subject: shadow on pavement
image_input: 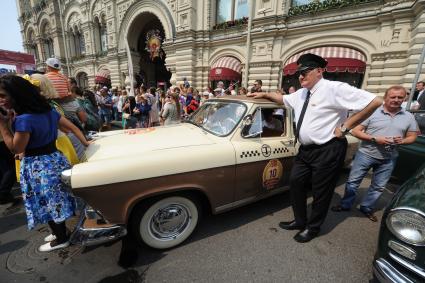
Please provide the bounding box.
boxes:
[101,172,352,271]
[98,269,145,283]
[0,240,28,255]
[0,207,27,235]
[321,186,395,236]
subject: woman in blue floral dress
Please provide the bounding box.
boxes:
[0,75,90,252]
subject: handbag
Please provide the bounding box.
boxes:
[122,112,131,119]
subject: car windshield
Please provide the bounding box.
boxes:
[187,100,246,136]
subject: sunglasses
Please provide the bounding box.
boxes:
[296,68,316,77]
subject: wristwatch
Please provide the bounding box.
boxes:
[340,125,350,136]
[371,137,377,143]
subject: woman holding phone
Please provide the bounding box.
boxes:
[0,75,90,252]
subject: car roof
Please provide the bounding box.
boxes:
[211,95,276,104]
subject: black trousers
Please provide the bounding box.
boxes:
[48,221,68,243]
[290,138,347,230]
[0,141,16,197]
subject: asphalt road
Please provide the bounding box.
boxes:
[0,173,396,283]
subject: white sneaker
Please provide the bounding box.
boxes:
[38,241,70,252]
[44,234,57,242]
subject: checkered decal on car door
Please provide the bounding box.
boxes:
[240,150,261,159]
[272,147,290,155]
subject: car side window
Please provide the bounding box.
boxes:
[242,107,286,138]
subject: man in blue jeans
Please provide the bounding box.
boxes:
[331,86,418,221]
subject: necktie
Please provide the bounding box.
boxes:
[295,90,311,144]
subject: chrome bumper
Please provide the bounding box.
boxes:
[373,258,414,283]
[69,205,127,247]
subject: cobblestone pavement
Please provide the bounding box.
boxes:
[0,174,397,283]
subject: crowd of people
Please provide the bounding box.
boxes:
[0,53,423,257]
[88,79,268,131]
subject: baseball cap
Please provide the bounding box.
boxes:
[45,58,61,69]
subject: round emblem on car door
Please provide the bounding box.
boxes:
[262,159,283,190]
[261,144,272,157]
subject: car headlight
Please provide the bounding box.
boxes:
[61,169,72,186]
[386,207,425,246]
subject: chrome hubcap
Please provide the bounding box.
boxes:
[149,204,191,240]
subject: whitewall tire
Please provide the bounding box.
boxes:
[134,196,199,249]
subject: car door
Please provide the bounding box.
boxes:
[231,106,297,202]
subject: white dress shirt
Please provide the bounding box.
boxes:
[283,79,376,145]
[417,90,424,101]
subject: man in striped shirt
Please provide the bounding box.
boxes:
[45,58,72,101]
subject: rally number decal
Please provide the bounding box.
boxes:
[262,159,283,190]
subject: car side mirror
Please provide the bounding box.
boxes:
[243,114,253,126]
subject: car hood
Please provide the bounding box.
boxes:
[85,123,215,161]
[391,163,425,211]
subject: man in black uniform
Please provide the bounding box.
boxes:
[249,54,382,242]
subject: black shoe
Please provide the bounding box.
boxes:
[0,194,15,205]
[279,220,305,231]
[331,205,350,212]
[293,228,320,243]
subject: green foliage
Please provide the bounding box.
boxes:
[212,17,249,31]
[288,0,379,16]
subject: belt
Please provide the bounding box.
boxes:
[300,137,345,150]
[26,141,57,157]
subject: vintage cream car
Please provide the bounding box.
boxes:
[63,96,358,249]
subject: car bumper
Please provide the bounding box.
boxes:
[373,257,415,283]
[69,205,127,247]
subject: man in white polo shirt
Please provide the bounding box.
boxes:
[249,53,382,243]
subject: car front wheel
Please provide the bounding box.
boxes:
[132,196,200,249]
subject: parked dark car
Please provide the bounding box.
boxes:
[391,110,425,183]
[373,163,425,283]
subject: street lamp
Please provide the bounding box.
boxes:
[406,41,425,110]
[244,0,256,89]
[58,0,71,76]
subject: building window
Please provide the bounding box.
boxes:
[79,32,86,54]
[94,15,108,53]
[292,0,312,6]
[41,23,54,60]
[69,26,85,58]
[101,26,108,52]
[27,30,39,61]
[43,38,54,58]
[216,0,248,24]
[76,72,89,89]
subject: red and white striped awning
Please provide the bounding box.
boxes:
[283,46,366,75]
[95,69,111,84]
[209,56,242,81]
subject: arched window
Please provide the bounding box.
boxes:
[27,29,39,61]
[41,23,54,59]
[68,26,85,58]
[68,27,76,57]
[78,31,86,55]
[76,72,89,89]
[93,16,107,53]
